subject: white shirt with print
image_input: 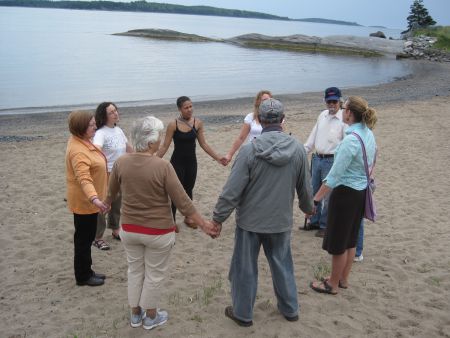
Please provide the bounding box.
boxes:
[93,126,128,172]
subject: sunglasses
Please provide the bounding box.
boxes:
[326,100,339,104]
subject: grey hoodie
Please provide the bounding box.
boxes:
[213,130,313,233]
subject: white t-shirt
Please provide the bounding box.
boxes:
[244,113,263,143]
[93,126,128,172]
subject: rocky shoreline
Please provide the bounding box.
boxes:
[114,29,403,57]
[396,35,450,62]
[115,28,449,62]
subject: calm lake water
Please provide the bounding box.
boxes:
[0,7,409,114]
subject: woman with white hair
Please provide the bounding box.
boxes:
[106,116,215,330]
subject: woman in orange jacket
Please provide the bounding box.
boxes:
[65,111,109,286]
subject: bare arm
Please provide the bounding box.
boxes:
[196,120,222,162]
[314,183,332,202]
[126,142,133,153]
[226,123,250,162]
[157,121,176,158]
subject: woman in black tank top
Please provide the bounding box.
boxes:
[157,96,226,228]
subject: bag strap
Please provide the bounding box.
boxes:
[351,132,372,186]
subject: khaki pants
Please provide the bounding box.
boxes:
[120,229,175,309]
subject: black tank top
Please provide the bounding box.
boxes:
[172,119,197,159]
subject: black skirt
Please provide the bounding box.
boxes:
[322,185,365,255]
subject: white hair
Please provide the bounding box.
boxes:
[130,116,164,152]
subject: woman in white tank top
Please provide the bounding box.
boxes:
[224,90,272,164]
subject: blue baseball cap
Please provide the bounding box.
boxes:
[324,87,342,101]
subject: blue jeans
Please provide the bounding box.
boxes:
[356,219,364,257]
[310,154,334,229]
[229,226,298,322]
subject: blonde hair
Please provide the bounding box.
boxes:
[130,116,164,152]
[253,90,272,122]
[345,96,378,130]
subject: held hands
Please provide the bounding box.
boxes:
[197,219,222,238]
[223,154,233,166]
[93,198,110,214]
[209,220,222,239]
[305,199,320,218]
[218,156,229,166]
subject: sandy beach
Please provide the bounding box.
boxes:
[1,59,450,338]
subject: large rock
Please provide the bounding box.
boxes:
[369,31,386,39]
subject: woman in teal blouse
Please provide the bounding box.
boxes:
[310,96,377,295]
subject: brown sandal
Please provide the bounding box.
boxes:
[321,277,348,289]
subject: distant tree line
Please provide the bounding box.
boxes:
[293,18,361,26]
[0,0,289,20]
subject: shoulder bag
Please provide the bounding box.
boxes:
[352,132,377,222]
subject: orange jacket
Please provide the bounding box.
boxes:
[65,136,107,214]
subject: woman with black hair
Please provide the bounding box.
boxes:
[157,96,226,228]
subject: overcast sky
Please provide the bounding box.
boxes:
[152,0,449,29]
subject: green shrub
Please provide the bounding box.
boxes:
[414,26,450,51]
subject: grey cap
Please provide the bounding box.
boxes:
[258,98,284,123]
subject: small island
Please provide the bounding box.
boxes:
[113,29,222,43]
[113,29,406,57]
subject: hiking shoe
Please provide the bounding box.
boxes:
[76,276,104,287]
[142,310,168,330]
[130,309,144,328]
[224,306,253,327]
[354,255,364,262]
[284,314,299,322]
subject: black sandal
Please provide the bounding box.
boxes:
[310,280,338,295]
[93,239,110,251]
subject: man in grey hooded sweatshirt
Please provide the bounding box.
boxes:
[212,98,314,327]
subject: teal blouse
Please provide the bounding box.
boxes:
[324,123,376,190]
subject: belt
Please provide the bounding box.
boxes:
[315,153,334,158]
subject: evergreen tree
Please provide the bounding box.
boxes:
[407,0,436,30]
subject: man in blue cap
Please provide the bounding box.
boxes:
[303,87,347,237]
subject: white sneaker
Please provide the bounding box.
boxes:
[142,309,168,330]
[130,309,144,328]
[354,255,364,262]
